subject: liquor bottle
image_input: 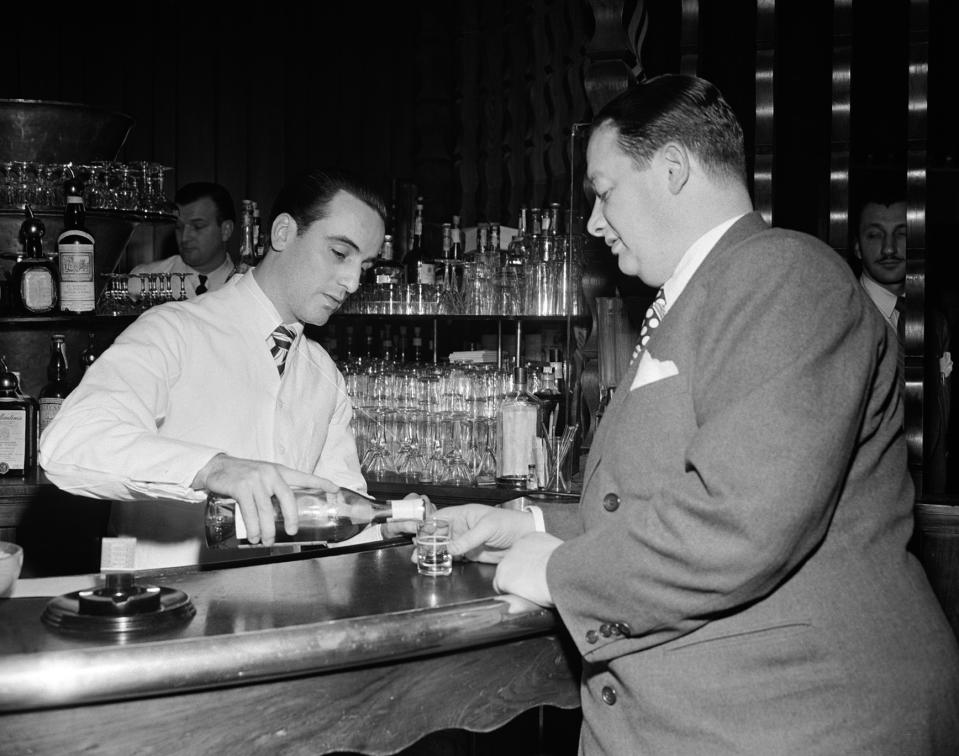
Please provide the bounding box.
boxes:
[369,234,405,285]
[489,223,501,266]
[381,327,395,362]
[397,325,409,362]
[440,222,452,261]
[39,333,71,436]
[205,487,426,548]
[411,326,424,363]
[406,197,434,285]
[534,364,564,437]
[450,215,463,261]
[251,202,261,258]
[10,205,57,315]
[0,356,38,477]
[239,200,257,267]
[57,179,96,314]
[473,223,489,263]
[495,367,545,488]
[80,332,98,375]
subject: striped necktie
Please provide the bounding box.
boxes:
[270,324,296,377]
[631,287,667,362]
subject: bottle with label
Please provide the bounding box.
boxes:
[369,234,405,285]
[10,205,57,315]
[57,179,96,314]
[205,487,426,548]
[39,334,71,436]
[406,197,434,286]
[0,356,38,477]
[495,367,545,488]
[80,331,98,375]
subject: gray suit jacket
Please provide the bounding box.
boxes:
[547,213,959,755]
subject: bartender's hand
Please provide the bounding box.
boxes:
[381,493,435,538]
[192,453,338,545]
[492,532,561,607]
[438,504,538,564]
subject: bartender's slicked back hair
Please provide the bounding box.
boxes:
[593,74,747,185]
[269,168,387,235]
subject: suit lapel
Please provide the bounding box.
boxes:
[582,213,769,493]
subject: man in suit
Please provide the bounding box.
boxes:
[852,192,952,493]
[435,75,959,754]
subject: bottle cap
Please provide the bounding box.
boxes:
[513,366,527,386]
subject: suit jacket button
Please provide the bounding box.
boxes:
[616,622,632,637]
[600,623,612,637]
[586,629,598,644]
[601,686,617,705]
[603,493,620,512]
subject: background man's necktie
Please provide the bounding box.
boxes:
[894,296,906,382]
[271,325,296,376]
[631,287,667,362]
[195,275,208,295]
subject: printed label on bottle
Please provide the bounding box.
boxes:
[20,267,56,312]
[39,397,63,435]
[58,243,96,312]
[0,409,27,470]
[388,497,425,521]
[417,262,435,285]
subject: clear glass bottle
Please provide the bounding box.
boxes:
[495,367,545,488]
[39,333,71,437]
[238,200,257,267]
[57,178,96,314]
[205,487,425,548]
[0,356,38,477]
[10,205,58,315]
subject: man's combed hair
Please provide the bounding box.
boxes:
[174,182,236,224]
[269,168,388,235]
[593,74,748,185]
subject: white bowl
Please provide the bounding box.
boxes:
[0,542,24,598]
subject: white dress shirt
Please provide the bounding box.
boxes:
[859,274,900,330]
[662,213,747,316]
[39,272,372,568]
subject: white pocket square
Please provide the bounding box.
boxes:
[630,352,679,390]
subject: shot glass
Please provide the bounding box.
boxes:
[416,517,453,576]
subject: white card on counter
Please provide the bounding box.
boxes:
[100,537,137,572]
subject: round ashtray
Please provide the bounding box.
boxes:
[42,572,195,636]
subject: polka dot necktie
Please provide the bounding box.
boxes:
[631,287,667,362]
[270,324,296,377]
[195,275,208,295]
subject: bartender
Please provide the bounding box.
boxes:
[39,168,415,569]
[130,181,240,298]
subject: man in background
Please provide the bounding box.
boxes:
[853,191,952,493]
[131,181,239,297]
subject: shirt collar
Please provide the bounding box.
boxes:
[662,213,747,315]
[859,274,899,324]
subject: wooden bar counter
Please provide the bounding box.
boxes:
[0,538,582,755]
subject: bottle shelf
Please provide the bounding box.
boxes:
[0,314,138,328]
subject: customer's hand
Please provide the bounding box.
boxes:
[437,503,538,564]
[193,453,338,545]
[492,532,562,607]
[381,493,435,538]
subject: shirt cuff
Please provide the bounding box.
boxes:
[525,504,546,533]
